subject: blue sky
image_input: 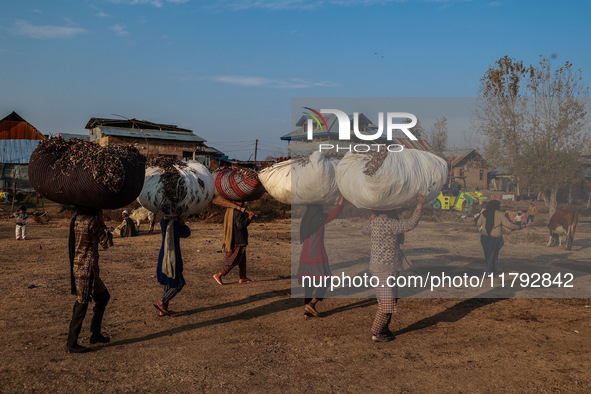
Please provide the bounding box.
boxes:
[1,0,589,159]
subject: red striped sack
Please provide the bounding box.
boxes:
[213,167,265,202]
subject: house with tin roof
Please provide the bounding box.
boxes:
[85,117,224,168]
[0,111,46,191]
[440,148,489,190]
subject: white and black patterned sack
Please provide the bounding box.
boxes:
[138,161,215,216]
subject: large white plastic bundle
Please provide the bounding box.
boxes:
[258,151,340,205]
[138,161,215,216]
[336,149,448,210]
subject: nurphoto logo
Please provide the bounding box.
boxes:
[303,107,418,153]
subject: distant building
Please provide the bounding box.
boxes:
[281,113,441,157]
[441,149,489,190]
[0,111,45,191]
[487,167,514,192]
[56,133,89,141]
[86,117,225,167]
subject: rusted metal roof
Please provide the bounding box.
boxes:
[85,117,193,133]
[0,111,45,140]
[92,126,206,143]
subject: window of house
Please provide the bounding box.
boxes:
[183,151,194,160]
[480,170,485,180]
[194,155,210,167]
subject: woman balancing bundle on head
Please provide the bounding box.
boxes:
[137,156,214,316]
[297,196,345,318]
[362,194,426,343]
[211,166,263,285]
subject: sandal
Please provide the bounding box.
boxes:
[154,302,170,316]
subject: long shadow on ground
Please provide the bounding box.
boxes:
[393,297,506,337]
[106,290,298,348]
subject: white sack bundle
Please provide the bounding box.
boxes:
[336,149,448,210]
[258,151,340,205]
[138,160,215,216]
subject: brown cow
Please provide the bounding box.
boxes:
[547,209,578,250]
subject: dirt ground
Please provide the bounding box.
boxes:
[1,206,590,392]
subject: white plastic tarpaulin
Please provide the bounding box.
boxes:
[259,151,340,205]
[336,149,448,210]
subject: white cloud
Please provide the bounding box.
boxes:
[211,75,339,89]
[217,0,398,11]
[110,0,189,7]
[487,1,501,6]
[110,23,130,36]
[95,11,111,17]
[32,9,42,14]
[7,20,87,39]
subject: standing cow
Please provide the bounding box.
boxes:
[547,209,578,250]
[129,206,157,234]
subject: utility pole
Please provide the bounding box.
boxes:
[11,183,16,212]
[254,139,259,168]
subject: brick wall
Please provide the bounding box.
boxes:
[95,136,201,159]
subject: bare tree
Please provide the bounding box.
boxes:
[402,117,426,140]
[475,56,531,170]
[429,116,448,152]
[476,55,589,215]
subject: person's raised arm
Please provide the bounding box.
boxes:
[392,194,425,235]
[235,209,253,229]
[325,196,345,224]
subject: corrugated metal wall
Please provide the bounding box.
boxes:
[0,120,45,140]
[0,140,41,164]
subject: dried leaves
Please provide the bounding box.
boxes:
[38,137,144,193]
[360,150,388,176]
[234,167,260,183]
[147,156,187,213]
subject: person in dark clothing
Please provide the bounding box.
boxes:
[476,200,521,274]
[114,210,138,237]
[297,197,344,317]
[213,201,255,285]
[154,216,191,316]
[66,207,113,353]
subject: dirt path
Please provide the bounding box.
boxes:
[0,215,590,392]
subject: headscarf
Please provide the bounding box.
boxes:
[483,200,501,236]
[161,217,177,279]
[222,208,234,252]
[300,204,328,243]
